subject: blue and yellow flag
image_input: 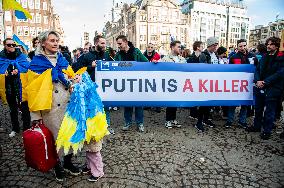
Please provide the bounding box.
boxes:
[12,34,29,51]
[2,0,32,20]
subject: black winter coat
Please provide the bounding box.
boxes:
[254,51,284,99]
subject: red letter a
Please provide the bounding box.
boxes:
[183,79,194,92]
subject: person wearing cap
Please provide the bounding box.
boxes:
[200,37,219,64]
[194,37,218,132]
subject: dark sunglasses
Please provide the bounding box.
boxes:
[6,44,16,47]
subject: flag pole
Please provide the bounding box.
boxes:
[0,0,6,40]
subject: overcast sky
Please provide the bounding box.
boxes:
[52,0,283,50]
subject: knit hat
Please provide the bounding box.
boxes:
[207,37,219,47]
[217,46,227,55]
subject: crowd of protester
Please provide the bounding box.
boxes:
[0,31,283,182]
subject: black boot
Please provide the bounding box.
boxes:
[54,161,65,182]
[63,154,81,175]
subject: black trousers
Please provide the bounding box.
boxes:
[166,107,177,121]
[197,106,210,123]
[6,92,31,132]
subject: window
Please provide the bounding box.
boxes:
[43,16,48,24]
[35,0,40,9]
[139,35,146,41]
[23,26,29,36]
[5,11,12,21]
[6,26,13,37]
[22,0,28,8]
[36,13,41,23]
[30,27,36,36]
[43,2,47,10]
[30,13,35,23]
[28,0,34,9]
[139,25,146,34]
[37,27,42,35]
[17,26,24,36]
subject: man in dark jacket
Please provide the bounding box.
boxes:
[187,41,206,64]
[76,35,115,134]
[193,38,219,132]
[28,37,39,60]
[115,35,148,132]
[224,39,256,129]
[247,37,284,140]
[0,38,31,137]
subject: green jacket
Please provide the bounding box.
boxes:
[114,48,148,62]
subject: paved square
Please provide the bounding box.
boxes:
[0,103,283,188]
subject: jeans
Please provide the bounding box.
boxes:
[254,92,279,134]
[166,107,177,121]
[104,107,110,126]
[227,106,247,124]
[124,107,143,125]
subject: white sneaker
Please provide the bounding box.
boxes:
[9,131,16,138]
[171,120,182,128]
[165,121,172,129]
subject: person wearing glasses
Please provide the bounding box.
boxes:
[247,37,284,140]
[0,38,31,137]
[224,39,257,130]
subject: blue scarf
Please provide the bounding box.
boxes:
[29,53,69,87]
[0,53,30,74]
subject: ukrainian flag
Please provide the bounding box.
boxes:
[2,0,32,20]
[13,34,29,51]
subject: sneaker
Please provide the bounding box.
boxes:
[165,121,172,129]
[122,124,131,131]
[189,115,198,120]
[138,124,144,132]
[171,120,182,128]
[238,122,248,129]
[246,126,261,132]
[224,122,232,129]
[260,133,271,140]
[203,120,215,128]
[82,165,91,175]
[54,165,65,182]
[0,127,5,133]
[195,122,205,132]
[63,163,81,176]
[9,131,16,138]
[88,175,102,182]
[108,127,115,135]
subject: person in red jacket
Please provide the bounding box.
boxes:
[143,43,160,62]
[143,43,161,112]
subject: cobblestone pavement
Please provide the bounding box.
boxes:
[0,103,284,188]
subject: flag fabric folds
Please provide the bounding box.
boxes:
[2,0,32,20]
[12,34,29,51]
